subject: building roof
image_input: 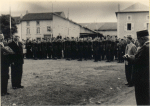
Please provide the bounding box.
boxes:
[98,22,117,31]
[21,12,64,21]
[116,2,149,13]
[80,23,105,30]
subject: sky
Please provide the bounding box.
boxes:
[0,0,149,23]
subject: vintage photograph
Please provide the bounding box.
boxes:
[0,0,149,105]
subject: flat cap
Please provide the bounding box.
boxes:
[137,30,149,38]
[127,35,132,39]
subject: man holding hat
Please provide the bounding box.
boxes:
[125,30,149,105]
[123,35,137,87]
[0,33,14,95]
[8,35,24,89]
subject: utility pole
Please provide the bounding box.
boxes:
[9,4,12,41]
[52,2,53,38]
[68,8,70,37]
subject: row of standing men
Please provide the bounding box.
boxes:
[24,35,132,62]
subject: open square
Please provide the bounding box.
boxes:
[2,59,135,105]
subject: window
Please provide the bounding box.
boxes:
[47,26,51,32]
[37,37,41,41]
[36,21,40,25]
[127,15,132,21]
[27,21,30,26]
[37,27,40,34]
[26,28,30,34]
[147,23,149,30]
[146,15,149,20]
[127,23,131,30]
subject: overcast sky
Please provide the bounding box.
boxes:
[0,0,149,23]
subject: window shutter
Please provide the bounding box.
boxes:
[124,23,127,31]
[131,23,134,31]
[144,23,147,29]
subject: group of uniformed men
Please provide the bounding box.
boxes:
[23,35,137,63]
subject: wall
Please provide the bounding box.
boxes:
[53,15,80,38]
[98,30,117,37]
[117,12,149,39]
[21,20,53,40]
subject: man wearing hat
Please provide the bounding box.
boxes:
[123,35,137,87]
[125,30,149,105]
[8,35,24,89]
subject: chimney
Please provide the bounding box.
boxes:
[26,10,28,14]
[20,14,22,19]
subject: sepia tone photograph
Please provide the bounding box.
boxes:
[0,0,149,105]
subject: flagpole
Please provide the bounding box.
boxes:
[68,8,69,37]
[9,5,12,41]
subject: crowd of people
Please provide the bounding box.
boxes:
[10,35,139,63]
[1,30,149,105]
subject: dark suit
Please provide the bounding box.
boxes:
[106,40,111,62]
[93,40,99,62]
[1,45,12,94]
[132,41,149,105]
[8,41,24,88]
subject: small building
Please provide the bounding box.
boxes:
[97,22,117,37]
[80,22,117,37]
[116,3,149,39]
[20,12,96,40]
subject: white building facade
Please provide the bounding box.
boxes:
[19,12,96,40]
[116,3,149,39]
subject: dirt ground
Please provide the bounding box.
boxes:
[1,59,136,105]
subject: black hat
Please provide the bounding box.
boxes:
[137,30,149,38]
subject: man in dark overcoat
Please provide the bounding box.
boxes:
[78,38,83,61]
[126,30,149,105]
[47,38,53,59]
[93,38,99,62]
[1,33,14,95]
[8,35,24,89]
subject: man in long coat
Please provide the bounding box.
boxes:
[126,30,149,105]
[8,35,24,89]
[1,33,14,95]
